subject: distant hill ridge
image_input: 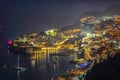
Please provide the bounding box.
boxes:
[103,4,120,16]
[80,4,120,18]
[72,4,120,28]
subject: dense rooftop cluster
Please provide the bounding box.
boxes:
[8,15,120,50]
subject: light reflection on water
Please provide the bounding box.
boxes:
[1,49,76,80]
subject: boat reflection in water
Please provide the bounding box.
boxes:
[14,54,26,71]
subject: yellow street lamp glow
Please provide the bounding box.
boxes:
[45,29,56,36]
[86,33,92,37]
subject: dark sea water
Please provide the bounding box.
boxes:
[0,48,76,80]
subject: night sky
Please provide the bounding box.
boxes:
[0,0,120,40]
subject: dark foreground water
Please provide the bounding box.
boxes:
[0,49,76,80]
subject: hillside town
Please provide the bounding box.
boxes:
[7,15,120,80]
